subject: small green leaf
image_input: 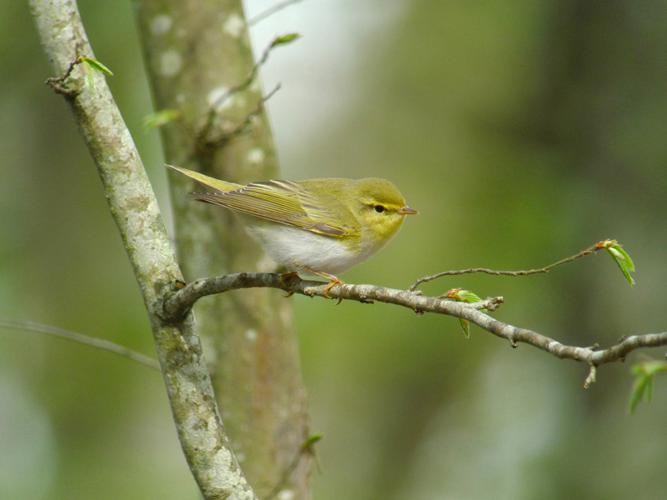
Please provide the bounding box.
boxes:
[457,290,482,304]
[628,360,667,413]
[612,244,635,272]
[301,434,322,452]
[270,33,302,48]
[143,109,182,130]
[81,56,114,76]
[444,289,484,338]
[633,360,667,377]
[629,374,650,413]
[603,242,636,287]
[458,318,471,339]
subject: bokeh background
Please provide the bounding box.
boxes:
[2,1,666,499]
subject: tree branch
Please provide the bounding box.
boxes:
[0,320,160,371]
[30,1,256,498]
[162,272,667,384]
[248,0,305,26]
[196,32,297,155]
[200,82,282,152]
[410,243,600,290]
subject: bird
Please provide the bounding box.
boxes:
[167,164,417,292]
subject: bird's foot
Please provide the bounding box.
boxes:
[304,268,343,299]
[323,278,343,300]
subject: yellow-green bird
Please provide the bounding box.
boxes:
[167,165,417,289]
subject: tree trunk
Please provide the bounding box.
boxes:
[135,2,310,497]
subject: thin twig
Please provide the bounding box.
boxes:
[584,364,597,389]
[0,320,160,371]
[161,272,667,386]
[203,82,281,149]
[197,35,286,150]
[248,0,305,26]
[409,244,599,291]
[45,55,84,96]
[265,434,319,500]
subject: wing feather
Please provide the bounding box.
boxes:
[194,180,356,238]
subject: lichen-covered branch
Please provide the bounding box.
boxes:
[30,1,255,498]
[163,272,667,384]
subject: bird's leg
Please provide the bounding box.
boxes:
[305,268,343,298]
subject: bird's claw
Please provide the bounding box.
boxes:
[322,279,342,298]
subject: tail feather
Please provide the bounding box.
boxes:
[191,191,232,207]
[165,164,242,193]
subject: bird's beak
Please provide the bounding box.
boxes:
[398,206,418,215]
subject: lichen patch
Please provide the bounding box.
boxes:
[160,50,182,77]
[150,15,172,35]
[223,13,244,37]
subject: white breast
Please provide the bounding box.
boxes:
[246,224,368,274]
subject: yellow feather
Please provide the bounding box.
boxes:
[166,164,417,275]
[166,164,241,192]
[167,165,355,238]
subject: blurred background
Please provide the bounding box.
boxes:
[2,0,666,498]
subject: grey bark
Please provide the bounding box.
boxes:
[30,1,256,498]
[162,272,667,383]
[135,1,310,498]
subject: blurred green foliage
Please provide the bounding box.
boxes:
[630,360,667,413]
[1,1,666,499]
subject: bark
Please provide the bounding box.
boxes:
[135,1,310,497]
[161,271,667,384]
[30,0,256,498]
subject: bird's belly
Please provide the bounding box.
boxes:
[246,224,362,274]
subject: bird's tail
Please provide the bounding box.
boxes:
[165,164,242,192]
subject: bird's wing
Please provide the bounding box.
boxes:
[194,180,355,238]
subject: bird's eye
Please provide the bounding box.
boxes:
[374,205,385,213]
